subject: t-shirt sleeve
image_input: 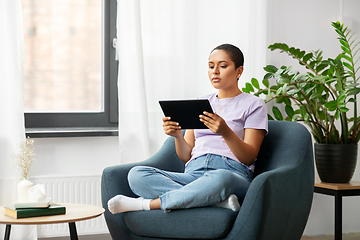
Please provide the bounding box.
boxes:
[244,98,268,134]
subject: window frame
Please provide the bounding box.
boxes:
[24,0,118,137]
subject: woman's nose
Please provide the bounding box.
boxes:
[213,65,220,74]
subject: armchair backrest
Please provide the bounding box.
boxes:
[154,120,312,178]
[254,120,312,178]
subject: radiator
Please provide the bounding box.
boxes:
[31,175,108,238]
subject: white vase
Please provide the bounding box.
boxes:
[17,179,34,202]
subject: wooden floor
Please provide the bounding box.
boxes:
[302,233,360,240]
[40,233,360,240]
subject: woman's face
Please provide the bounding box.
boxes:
[208,49,243,93]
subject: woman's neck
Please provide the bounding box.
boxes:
[217,89,242,99]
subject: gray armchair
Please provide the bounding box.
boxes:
[101,120,314,239]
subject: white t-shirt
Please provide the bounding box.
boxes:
[189,92,268,172]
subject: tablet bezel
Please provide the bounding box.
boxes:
[159,99,214,129]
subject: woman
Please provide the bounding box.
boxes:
[108,44,268,213]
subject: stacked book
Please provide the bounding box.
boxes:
[4,201,66,219]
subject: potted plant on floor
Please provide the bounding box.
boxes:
[243,22,359,183]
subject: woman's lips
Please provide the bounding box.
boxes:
[212,78,221,83]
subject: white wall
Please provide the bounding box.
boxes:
[267,0,360,236]
[30,136,120,177]
[22,0,360,237]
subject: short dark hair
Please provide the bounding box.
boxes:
[211,44,244,69]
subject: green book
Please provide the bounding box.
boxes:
[4,204,66,219]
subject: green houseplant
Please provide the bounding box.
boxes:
[243,22,359,183]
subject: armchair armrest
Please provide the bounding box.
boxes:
[225,140,314,240]
[101,136,184,239]
[102,137,184,199]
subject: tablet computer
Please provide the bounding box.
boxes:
[159,99,214,129]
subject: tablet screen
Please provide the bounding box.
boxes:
[159,99,214,129]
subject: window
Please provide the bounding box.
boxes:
[23,0,118,137]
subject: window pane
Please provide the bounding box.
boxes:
[22,0,102,112]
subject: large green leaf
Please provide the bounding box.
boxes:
[283,98,291,105]
[324,100,338,111]
[298,51,306,59]
[268,43,289,52]
[343,61,353,71]
[316,64,328,73]
[245,82,254,93]
[341,46,351,55]
[285,105,294,118]
[264,65,278,73]
[318,110,326,120]
[302,53,313,62]
[287,89,301,95]
[264,73,273,80]
[335,82,344,92]
[242,87,250,93]
[309,61,316,69]
[282,84,288,94]
[304,113,310,123]
[348,97,356,103]
[346,87,360,95]
[289,47,296,55]
[340,39,349,49]
[251,78,260,89]
[328,127,341,144]
[272,106,283,121]
[341,53,352,63]
[337,94,346,103]
[278,76,290,84]
[262,79,270,88]
[335,28,343,36]
[334,110,341,120]
[345,83,359,89]
[305,85,317,96]
[339,107,350,112]
[313,75,327,84]
[348,71,355,80]
[276,97,288,104]
[309,92,322,100]
[300,105,307,118]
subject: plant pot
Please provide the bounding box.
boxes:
[315,143,358,183]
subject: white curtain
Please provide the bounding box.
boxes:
[117,0,268,164]
[0,0,36,239]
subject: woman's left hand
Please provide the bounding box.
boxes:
[199,111,230,136]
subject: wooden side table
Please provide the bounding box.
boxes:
[314,177,360,240]
[0,203,104,240]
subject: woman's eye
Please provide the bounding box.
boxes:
[209,66,214,69]
[221,65,227,68]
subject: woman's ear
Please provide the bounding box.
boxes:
[237,66,244,79]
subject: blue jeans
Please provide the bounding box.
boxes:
[128,154,252,210]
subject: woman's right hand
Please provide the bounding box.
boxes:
[163,117,194,163]
[162,117,182,137]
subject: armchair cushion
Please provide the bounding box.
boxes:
[124,207,238,239]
